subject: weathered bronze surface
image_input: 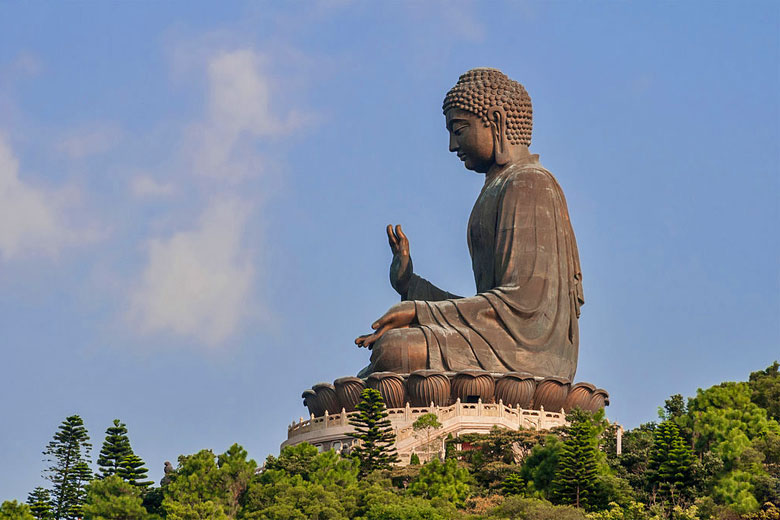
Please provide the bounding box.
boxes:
[407,370,451,407]
[356,68,584,382]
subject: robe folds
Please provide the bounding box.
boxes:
[404,154,583,381]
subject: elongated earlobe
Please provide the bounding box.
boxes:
[488,107,510,166]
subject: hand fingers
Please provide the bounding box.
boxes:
[386,224,398,250]
[396,225,409,249]
[355,322,392,348]
[355,334,373,347]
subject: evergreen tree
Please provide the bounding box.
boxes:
[42,415,92,520]
[117,455,153,489]
[407,458,473,505]
[26,488,52,520]
[347,388,399,476]
[97,420,133,478]
[502,473,525,496]
[551,415,599,508]
[749,361,780,422]
[0,501,35,520]
[647,421,694,503]
[82,475,148,520]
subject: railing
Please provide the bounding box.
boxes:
[287,399,566,439]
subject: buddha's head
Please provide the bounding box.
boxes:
[443,68,533,173]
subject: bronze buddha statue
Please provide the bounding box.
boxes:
[356,68,584,382]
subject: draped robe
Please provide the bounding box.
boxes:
[402,154,583,381]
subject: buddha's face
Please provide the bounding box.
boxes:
[446,107,494,173]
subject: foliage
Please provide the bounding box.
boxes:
[6,363,780,520]
[518,435,564,499]
[245,444,361,519]
[348,389,400,475]
[748,362,780,423]
[741,502,780,520]
[411,452,421,465]
[363,496,457,520]
[162,444,256,520]
[42,415,92,520]
[647,421,694,502]
[453,428,551,469]
[503,473,525,496]
[82,475,148,520]
[26,488,52,520]
[0,501,35,520]
[408,458,474,506]
[413,413,444,462]
[551,413,600,508]
[711,470,760,514]
[484,496,587,520]
[117,455,152,489]
[585,501,650,520]
[97,420,133,479]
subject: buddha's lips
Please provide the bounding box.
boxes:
[457,153,467,162]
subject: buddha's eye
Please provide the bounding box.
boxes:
[453,125,467,135]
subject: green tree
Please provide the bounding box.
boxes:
[42,415,92,520]
[407,458,473,506]
[551,415,599,508]
[82,475,148,520]
[659,394,687,423]
[348,389,399,475]
[604,423,656,503]
[412,413,443,462]
[244,444,362,519]
[162,444,256,520]
[749,361,780,422]
[409,452,420,465]
[519,435,564,499]
[503,473,525,496]
[26,488,52,520]
[117,455,152,489]
[0,501,35,520]
[364,496,456,520]
[486,496,587,520]
[97,420,133,479]
[647,421,694,503]
[215,444,256,518]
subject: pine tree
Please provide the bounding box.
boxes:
[42,415,92,520]
[97,419,133,478]
[117,454,153,489]
[347,388,399,476]
[26,488,52,520]
[68,462,92,519]
[502,473,525,496]
[82,475,148,520]
[551,415,599,508]
[647,421,694,503]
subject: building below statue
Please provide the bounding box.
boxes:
[282,399,568,465]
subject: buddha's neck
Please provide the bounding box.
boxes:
[486,146,533,180]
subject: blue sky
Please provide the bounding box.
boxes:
[1,0,778,501]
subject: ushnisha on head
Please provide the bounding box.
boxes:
[443,68,533,147]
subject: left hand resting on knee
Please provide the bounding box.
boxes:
[355,301,416,349]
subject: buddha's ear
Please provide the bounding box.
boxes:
[488,106,510,166]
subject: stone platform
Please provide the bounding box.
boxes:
[282,399,568,464]
[284,369,609,465]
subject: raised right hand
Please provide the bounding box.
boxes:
[388,224,413,298]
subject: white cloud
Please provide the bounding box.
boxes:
[187,49,306,180]
[0,136,90,260]
[57,123,123,159]
[131,175,175,198]
[128,199,254,345]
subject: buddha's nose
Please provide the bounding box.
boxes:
[449,134,458,152]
